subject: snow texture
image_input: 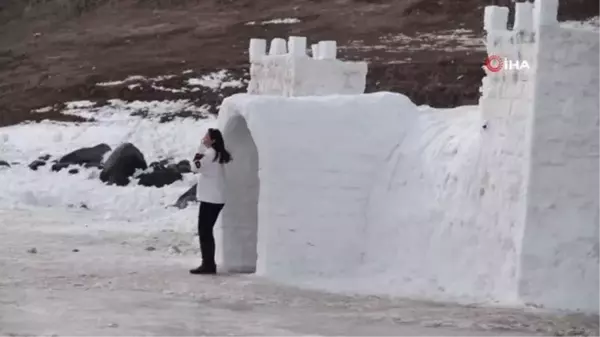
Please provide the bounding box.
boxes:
[247,37,367,96]
[519,24,599,313]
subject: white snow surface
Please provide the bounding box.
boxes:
[245,18,301,25]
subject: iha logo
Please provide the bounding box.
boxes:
[485,55,530,72]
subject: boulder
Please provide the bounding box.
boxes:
[176,160,191,173]
[29,159,47,171]
[68,168,79,174]
[84,162,103,169]
[0,160,9,167]
[59,143,111,166]
[100,143,147,186]
[51,162,70,172]
[138,167,183,188]
[38,154,51,161]
[174,184,197,209]
[149,159,171,170]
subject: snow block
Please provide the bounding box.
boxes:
[318,40,337,60]
[249,38,267,63]
[484,6,509,31]
[247,54,367,96]
[288,36,307,56]
[269,38,287,55]
[533,0,558,28]
[514,2,534,32]
[311,44,319,59]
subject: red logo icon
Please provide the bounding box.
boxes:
[485,55,504,73]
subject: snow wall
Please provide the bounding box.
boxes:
[519,21,599,311]
[215,0,599,313]
[247,37,367,96]
[218,93,415,278]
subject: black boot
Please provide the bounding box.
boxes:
[189,263,217,275]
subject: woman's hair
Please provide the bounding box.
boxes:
[208,128,232,164]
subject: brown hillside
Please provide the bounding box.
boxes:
[0,0,597,126]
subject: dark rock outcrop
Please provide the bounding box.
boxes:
[100,143,147,186]
[59,143,111,166]
[138,167,183,188]
[29,159,47,171]
[0,160,9,167]
[176,160,191,173]
[51,162,70,172]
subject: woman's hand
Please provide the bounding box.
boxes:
[193,153,204,169]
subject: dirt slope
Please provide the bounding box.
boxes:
[0,0,598,126]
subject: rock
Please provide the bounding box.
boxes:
[27,247,37,254]
[0,160,9,167]
[59,143,111,166]
[72,249,79,252]
[149,158,171,170]
[68,168,79,174]
[174,184,197,209]
[137,167,183,188]
[38,154,51,161]
[29,159,46,171]
[100,143,147,186]
[176,159,191,173]
[83,162,103,169]
[145,246,156,251]
[51,162,70,172]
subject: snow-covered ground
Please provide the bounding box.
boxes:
[0,101,215,229]
[1,96,598,335]
[5,207,594,336]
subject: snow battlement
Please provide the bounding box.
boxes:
[246,36,368,96]
[480,2,539,101]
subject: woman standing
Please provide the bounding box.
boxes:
[189,128,231,275]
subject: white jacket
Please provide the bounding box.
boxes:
[191,144,226,204]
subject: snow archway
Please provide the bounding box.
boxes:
[215,92,414,278]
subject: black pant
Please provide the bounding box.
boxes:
[198,201,224,266]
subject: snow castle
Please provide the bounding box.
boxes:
[215,0,599,313]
